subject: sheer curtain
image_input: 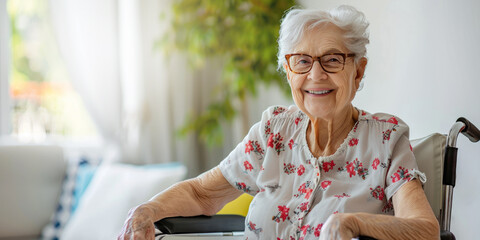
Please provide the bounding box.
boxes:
[0,1,11,137]
[48,0,242,175]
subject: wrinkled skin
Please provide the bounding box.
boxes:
[117,204,156,240]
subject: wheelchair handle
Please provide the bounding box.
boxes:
[457,117,480,143]
[442,117,479,232]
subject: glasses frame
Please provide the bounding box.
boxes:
[285,53,356,74]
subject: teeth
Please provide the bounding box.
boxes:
[307,90,332,94]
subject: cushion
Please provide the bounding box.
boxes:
[411,133,447,220]
[60,162,186,240]
[41,151,102,240]
[0,145,65,239]
[216,193,253,217]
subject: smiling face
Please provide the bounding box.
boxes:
[284,23,367,121]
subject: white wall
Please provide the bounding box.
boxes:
[290,0,480,238]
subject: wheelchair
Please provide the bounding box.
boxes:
[154,117,480,240]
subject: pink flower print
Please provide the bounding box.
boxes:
[295,117,302,125]
[267,133,285,155]
[279,206,290,221]
[382,199,394,213]
[314,224,323,237]
[301,224,311,235]
[346,161,356,177]
[295,181,313,199]
[322,160,336,172]
[361,111,366,116]
[348,138,359,147]
[272,205,290,222]
[391,166,412,183]
[235,182,250,192]
[288,139,294,150]
[333,211,339,214]
[245,141,254,154]
[372,116,380,121]
[387,117,398,125]
[304,188,313,200]
[272,106,286,116]
[298,182,307,193]
[299,202,309,212]
[283,163,296,175]
[352,122,359,132]
[264,120,271,137]
[340,158,369,179]
[334,193,351,199]
[245,140,265,159]
[382,126,397,143]
[370,186,385,200]
[410,144,413,151]
[244,161,253,172]
[247,221,263,236]
[320,180,332,190]
[267,134,274,148]
[372,158,380,170]
[391,172,401,183]
[383,129,392,143]
[297,164,305,176]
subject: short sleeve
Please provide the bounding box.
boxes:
[218,108,274,196]
[384,128,426,199]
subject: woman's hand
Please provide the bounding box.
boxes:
[319,213,359,240]
[117,204,157,240]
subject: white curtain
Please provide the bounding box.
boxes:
[48,0,123,152]
[0,1,11,136]
[48,0,243,176]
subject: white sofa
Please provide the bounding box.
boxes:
[0,144,187,240]
[0,145,66,240]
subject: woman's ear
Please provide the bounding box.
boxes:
[355,57,368,89]
[283,63,291,84]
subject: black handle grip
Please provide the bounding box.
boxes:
[154,215,245,234]
[443,146,458,187]
[457,117,480,143]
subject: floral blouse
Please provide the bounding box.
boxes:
[218,105,426,240]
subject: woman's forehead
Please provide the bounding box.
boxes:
[293,24,348,55]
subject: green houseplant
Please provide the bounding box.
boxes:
[162,0,296,145]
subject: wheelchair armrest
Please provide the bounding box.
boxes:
[154,215,245,234]
[358,230,455,240]
[441,230,456,240]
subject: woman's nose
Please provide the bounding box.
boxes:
[308,60,328,80]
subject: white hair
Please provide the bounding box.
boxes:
[277,5,370,73]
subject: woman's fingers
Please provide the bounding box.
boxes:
[319,213,357,240]
[118,205,157,240]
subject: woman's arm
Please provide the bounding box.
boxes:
[320,179,440,240]
[117,167,242,240]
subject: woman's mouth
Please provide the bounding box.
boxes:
[305,89,334,96]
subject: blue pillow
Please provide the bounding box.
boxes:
[41,155,101,240]
[72,164,97,213]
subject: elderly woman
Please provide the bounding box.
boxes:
[118,5,439,240]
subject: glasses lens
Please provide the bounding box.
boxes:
[289,55,312,73]
[320,54,345,72]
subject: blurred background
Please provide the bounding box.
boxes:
[0,0,479,239]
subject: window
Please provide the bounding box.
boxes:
[6,0,98,142]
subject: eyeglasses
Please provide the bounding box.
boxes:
[285,53,356,74]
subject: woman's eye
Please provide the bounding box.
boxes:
[296,58,311,65]
[326,57,340,63]
[322,56,343,66]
